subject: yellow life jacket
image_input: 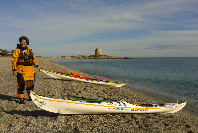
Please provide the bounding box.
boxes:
[12,44,38,71]
[17,48,34,66]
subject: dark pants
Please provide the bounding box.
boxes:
[17,73,34,99]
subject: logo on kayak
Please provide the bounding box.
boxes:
[108,108,149,112]
[131,109,148,111]
[34,98,46,107]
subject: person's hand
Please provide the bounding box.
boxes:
[13,71,17,76]
[37,67,41,72]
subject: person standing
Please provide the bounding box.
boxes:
[12,36,40,104]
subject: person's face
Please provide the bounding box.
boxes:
[20,39,27,47]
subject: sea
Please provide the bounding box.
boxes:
[51,57,198,113]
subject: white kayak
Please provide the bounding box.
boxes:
[30,91,187,114]
[40,69,126,87]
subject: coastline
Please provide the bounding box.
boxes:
[48,58,198,118]
[0,57,198,132]
[50,57,198,117]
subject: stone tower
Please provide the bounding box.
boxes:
[95,48,102,55]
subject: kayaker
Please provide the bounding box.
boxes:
[12,36,40,104]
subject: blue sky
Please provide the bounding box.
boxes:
[0,0,198,57]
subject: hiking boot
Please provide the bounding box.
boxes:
[19,98,25,104]
[28,97,32,101]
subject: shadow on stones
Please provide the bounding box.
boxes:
[0,94,33,103]
[2,110,59,118]
[0,94,18,103]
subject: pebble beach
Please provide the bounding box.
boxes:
[0,57,198,132]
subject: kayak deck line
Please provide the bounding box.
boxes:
[30,91,187,114]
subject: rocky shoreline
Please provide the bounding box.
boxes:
[0,57,198,132]
[61,55,133,59]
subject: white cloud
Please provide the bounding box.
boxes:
[0,0,198,57]
[145,44,198,50]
